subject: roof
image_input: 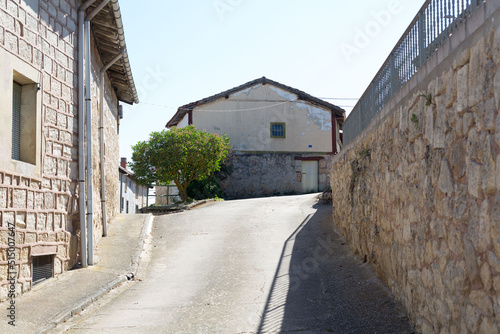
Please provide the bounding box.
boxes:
[166,77,345,128]
[86,0,139,105]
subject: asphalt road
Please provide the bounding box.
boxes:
[57,194,414,333]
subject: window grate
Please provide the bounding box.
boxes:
[33,255,53,285]
[12,82,22,160]
[271,123,285,138]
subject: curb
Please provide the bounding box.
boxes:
[39,214,153,334]
[129,214,153,275]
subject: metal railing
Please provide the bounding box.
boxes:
[343,0,485,145]
[146,184,180,207]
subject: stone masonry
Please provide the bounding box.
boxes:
[331,4,500,333]
[0,0,121,301]
[221,152,332,199]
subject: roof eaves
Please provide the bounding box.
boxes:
[166,77,345,127]
[89,0,139,105]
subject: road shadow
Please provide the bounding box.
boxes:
[257,202,414,334]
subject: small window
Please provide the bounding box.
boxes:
[270,122,286,138]
[11,78,38,164]
[12,82,22,160]
[32,255,53,285]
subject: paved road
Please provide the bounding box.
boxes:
[58,194,414,333]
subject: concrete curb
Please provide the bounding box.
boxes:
[129,214,153,276]
[39,214,153,334]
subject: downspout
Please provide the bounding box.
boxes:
[78,0,97,268]
[84,0,110,265]
[99,52,123,237]
[84,19,94,265]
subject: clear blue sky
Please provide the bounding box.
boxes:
[118,0,424,162]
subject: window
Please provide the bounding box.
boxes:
[11,74,38,165]
[32,255,53,285]
[12,82,22,160]
[0,47,42,176]
[270,122,286,138]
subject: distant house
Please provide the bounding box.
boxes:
[118,159,148,214]
[166,77,345,198]
[0,0,138,299]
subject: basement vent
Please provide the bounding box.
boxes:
[32,255,53,285]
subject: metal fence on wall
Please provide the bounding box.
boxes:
[343,0,485,145]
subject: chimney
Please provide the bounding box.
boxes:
[120,157,127,169]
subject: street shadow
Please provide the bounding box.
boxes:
[257,203,414,334]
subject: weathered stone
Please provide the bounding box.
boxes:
[497,154,500,192]
[463,237,481,285]
[480,262,492,291]
[478,317,498,334]
[438,158,454,195]
[468,39,486,108]
[469,290,493,316]
[468,200,492,254]
[457,64,468,113]
[0,188,6,209]
[467,158,483,198]
[12,189,27,208]
[481,138,496,195]
[466,305,481,333]
[453,48,470,70]
[447,139,466,180]
[494,68,500,110]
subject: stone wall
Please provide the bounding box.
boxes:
[0,0,120,301]
[221,152,332,199]
[331,4,500,333]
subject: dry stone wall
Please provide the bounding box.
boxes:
[221,153,332,199]
[331,5,500,333]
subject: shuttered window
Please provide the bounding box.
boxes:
[12,82,22,160]
[32,255,53,285]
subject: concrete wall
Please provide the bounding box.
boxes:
[192,83,335,153]
[331,3,500,333]
[0,0,121,300]
[222,153,332,199]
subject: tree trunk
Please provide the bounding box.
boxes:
[174,179,188,202]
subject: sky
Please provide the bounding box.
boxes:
[118,0,425,162]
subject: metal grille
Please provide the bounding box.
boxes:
[271,123,285,138]
[12,82,22,161]
[343,0,484,145]
[33,255,53,285]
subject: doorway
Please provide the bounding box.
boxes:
[301,161,318,193]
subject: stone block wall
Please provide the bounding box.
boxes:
[331,5,500,333]
[0,0,120,300]
[221,152,332,199]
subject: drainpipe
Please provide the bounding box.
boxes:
[78,0,97,268]
[84,0,111,266]
[100,52,123,237]
[84,19,94,265]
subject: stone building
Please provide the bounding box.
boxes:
[166,77,345,198]
[118,158,148,214]
[0,0,138,300]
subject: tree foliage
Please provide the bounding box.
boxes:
[130,126,231,202]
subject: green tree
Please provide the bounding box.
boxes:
[130,126,231,202]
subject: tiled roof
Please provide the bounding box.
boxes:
[166,77,344,128]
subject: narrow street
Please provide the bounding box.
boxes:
[57,194,413,333]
